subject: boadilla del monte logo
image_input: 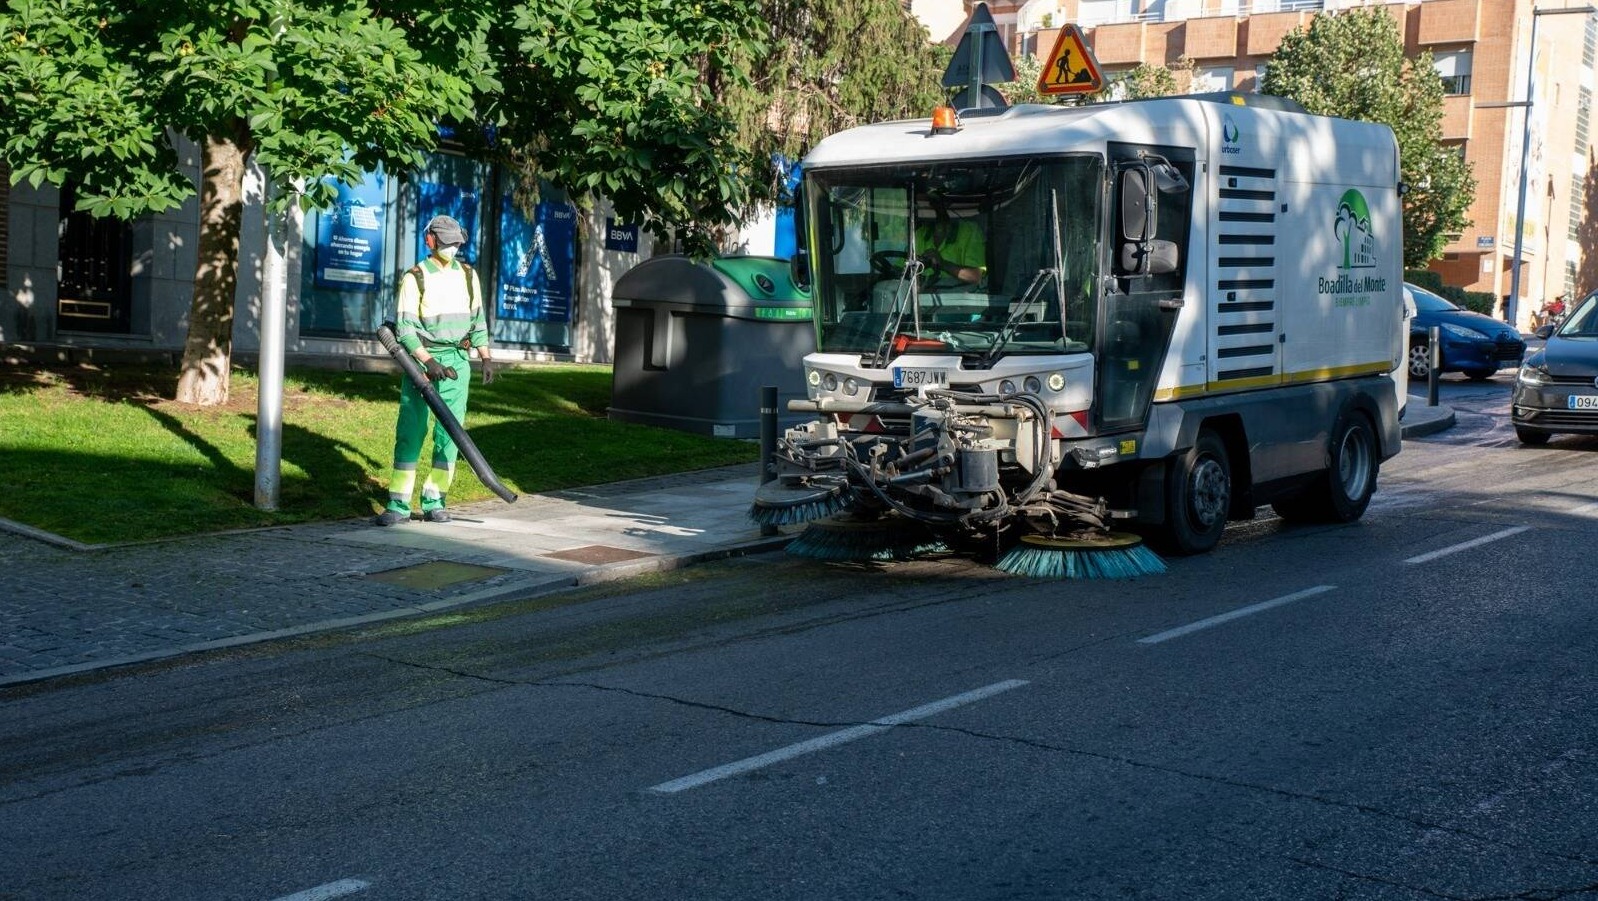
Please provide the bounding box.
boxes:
[1334,189,1376,270]
[1320,188,1385,305]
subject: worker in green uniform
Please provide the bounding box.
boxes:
[374,214,495,526]
[915,213,985,286]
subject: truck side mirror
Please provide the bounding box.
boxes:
[1119,168,1153,242]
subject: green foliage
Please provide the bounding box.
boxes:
[1092,61,1189,102]
[0,1,485,217]
[494,0,764,254]
[1262,7,1475,269]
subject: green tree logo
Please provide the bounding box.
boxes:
[1334,189,1377,269]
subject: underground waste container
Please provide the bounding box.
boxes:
[609,255,814,438]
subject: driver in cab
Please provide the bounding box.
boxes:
[915,212,986,287]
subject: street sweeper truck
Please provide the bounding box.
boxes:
[750,93,1407,577]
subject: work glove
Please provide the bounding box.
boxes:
[480,360,497,385]
[423,358,457,382]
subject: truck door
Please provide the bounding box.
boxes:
[1099,143,1194,432]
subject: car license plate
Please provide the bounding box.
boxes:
[1567,395,1598,410]
[893,367,948,389]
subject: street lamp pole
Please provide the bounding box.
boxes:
[1507,5,1596,330]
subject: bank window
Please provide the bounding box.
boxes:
[1434,48,1472,96]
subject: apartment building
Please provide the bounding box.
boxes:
[922,0,1598,327]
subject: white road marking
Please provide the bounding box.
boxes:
[1569,501,1598,518]
[268,879,370,901]
[1137,586,1337,645]
[646,680,1030,794]
[1403,525,1532,564]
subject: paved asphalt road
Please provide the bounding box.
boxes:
[2,374,1596,901]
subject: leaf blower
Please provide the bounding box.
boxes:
[376,321,517,504]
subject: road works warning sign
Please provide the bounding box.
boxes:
[1037,25,1104,95]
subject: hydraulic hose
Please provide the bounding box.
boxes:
[376,322,518,504]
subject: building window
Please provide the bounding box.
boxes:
[1570,175,1585,242]
[1433,48,1472,95]
[1192,65,1233,94]
[1578,88,1592,157]
[1584,15,1597,69]
[1567,260,1579,298]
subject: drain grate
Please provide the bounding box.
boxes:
[541,545,657,564]
[366,561,510,590]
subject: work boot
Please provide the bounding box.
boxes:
[423,508,452,523]
[373,509,408,526]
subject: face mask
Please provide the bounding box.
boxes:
[434,244,459,262]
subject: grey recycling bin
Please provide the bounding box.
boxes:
[609,255,814,438]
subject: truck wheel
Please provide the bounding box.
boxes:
[1272,410,1378,523]
[1157,429,1231,555]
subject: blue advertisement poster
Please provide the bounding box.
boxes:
[313,173,386,292]
[498,197,576,323]
[415,181,481,265]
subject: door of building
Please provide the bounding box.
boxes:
[56,182,134,334]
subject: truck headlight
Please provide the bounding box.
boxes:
[1046,372,1066,392]
[807,369,822,387]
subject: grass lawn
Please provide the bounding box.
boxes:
[0,362,758,544]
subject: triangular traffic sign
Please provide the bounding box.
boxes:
[942,3,1016,88]
[1037,24,1104,95]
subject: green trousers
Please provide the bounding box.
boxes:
[384,345,471,515]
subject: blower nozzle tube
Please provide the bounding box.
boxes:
[377,322,517,504]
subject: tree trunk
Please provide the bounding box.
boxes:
[174,132,250,406]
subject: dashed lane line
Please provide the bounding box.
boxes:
[646,680,1030,794]
[267,879,370,901]
[1136,586,1337,645]
[1403,525,1532,565]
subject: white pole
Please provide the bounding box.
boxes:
[255,186,288,511]
[1507,10,1539,330]
[1507,6,1596,331]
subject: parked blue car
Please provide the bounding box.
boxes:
[1406,282,1526,381]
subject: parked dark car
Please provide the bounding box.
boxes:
[1512,290,1598,445]
[1406,282,1526,381]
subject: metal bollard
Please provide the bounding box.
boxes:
[759,386,778,536]
[1427,325,1441,407]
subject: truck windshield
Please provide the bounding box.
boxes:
[807,155,1102,361]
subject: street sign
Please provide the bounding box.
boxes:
[1037,24,1104,95]
[942,3,1015,88]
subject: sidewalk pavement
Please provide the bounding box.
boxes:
[0,464,783,688]
[0,403,1459,688]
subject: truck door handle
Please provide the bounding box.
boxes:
[1158,298,1184,311]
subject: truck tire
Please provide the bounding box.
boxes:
[1156,429,1231,555]
[1273,410,1378,523]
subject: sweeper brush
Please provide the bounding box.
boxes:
[748,479,853,527]
[996,533,1166,580]
[785,514,949,562]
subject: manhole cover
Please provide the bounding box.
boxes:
[367,561,509,590]
[542,545,657,564]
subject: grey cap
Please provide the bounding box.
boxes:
[425,214,467,246]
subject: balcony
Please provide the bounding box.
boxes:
[1441,94,1473,140]
[1090,22,1149,66]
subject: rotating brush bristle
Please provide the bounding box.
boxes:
[785,515,948,562]
[996,533,1167,580]
[748,479,853,527]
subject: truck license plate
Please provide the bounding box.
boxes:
[893,368,948,389]
[1567,395,1598,410]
